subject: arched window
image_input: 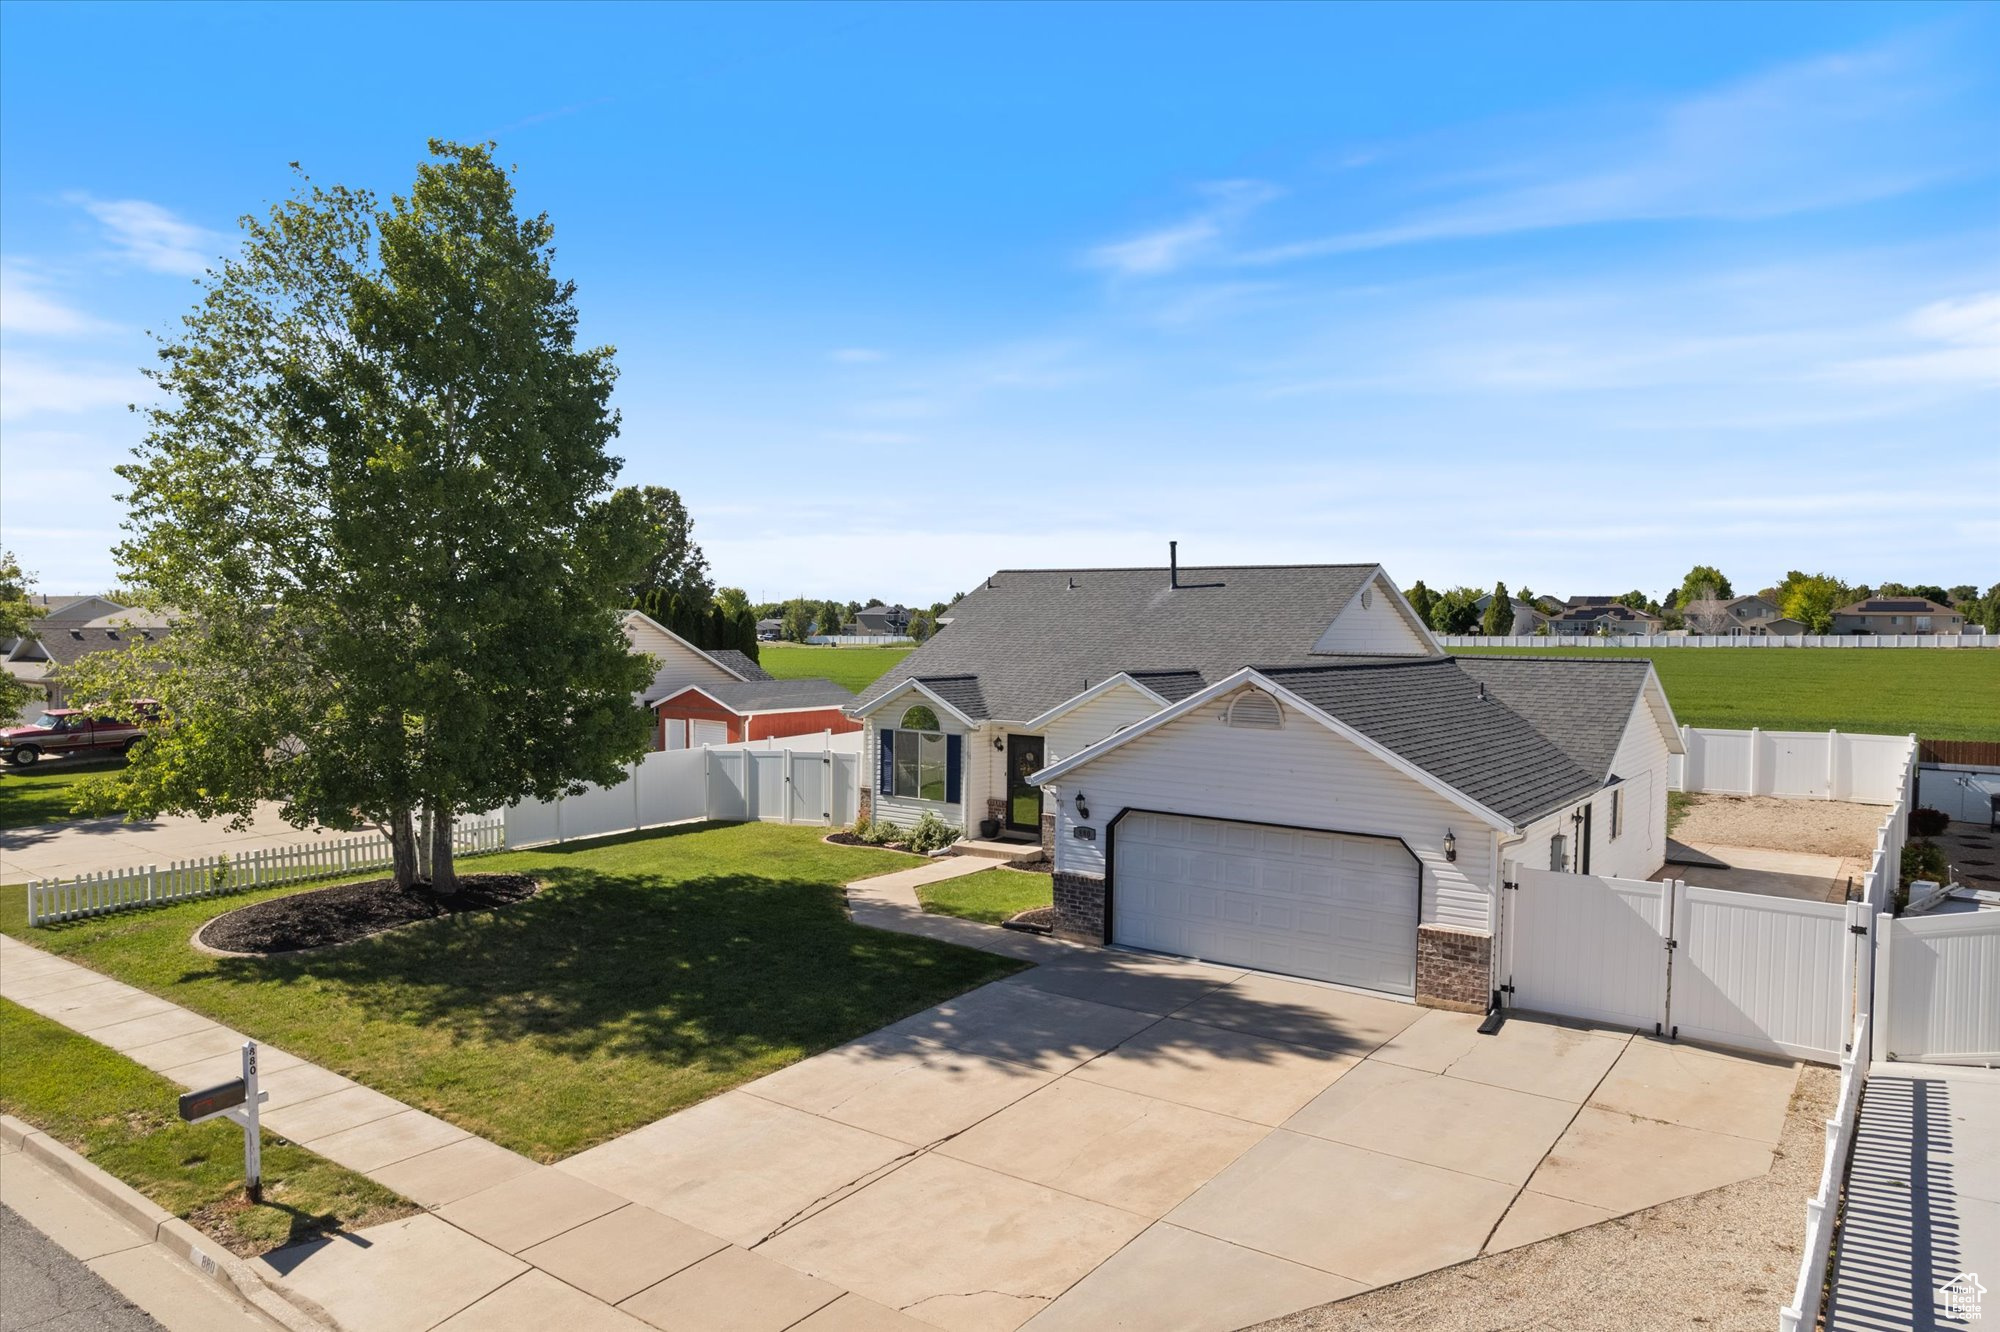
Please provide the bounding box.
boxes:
[1222,689,1283,730]
[900,704,942,733]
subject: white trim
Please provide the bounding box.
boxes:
[1018,673,1170,731]
[1638,667,1685,756]
[620,610,751,682]
[652,684,850,718]
[1032,667,1516,833]
[847,677,981,730]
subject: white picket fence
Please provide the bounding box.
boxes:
[501,745,861,848]
[1778,1015,1870,1332]
[25,814,507,927]
[1440,633,1993,648]
[1671,727,1916,805]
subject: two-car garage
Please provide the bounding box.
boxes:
[1111,811,1421,998]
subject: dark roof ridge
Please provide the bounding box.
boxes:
[984,562,1378,575]
[1259,658,1454,675]
[1450,654,1651,667]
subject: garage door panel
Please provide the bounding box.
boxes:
[1114,813,1417,997]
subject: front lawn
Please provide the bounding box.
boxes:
[0,823,1021,1160]
[918,867,1053,925]
[1452,647,2000,740]
[0,998,413,1255]
[0,757,127,830]
[758,644,915,693]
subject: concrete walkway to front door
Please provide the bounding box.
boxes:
[1,850,1806,1332]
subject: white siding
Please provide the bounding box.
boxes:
[1044,683,1166,764]
[859,684,969,830]
[623,615,739,700]
[1312,575,1434,656]
[1599,689,1672,881]
[1047,694,1494,931]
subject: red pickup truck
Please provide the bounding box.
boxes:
[1,707,154,766]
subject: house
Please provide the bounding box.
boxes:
[1548,601,1662,637]
[850,603,910,636]
[3,624,170,714]
[622,610,855,750]
[1679,594,1803,636]
[1831,597,1964,635]
[845,556,1680,1012]
[1470,593,1549,635]
[756,618,784,641]
[653,678,863,749]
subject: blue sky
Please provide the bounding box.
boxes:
[2,1,1995,604]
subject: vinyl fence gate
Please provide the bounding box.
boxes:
[1503,867,1860,1062]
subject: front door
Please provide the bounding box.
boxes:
[1005,734,1046,835]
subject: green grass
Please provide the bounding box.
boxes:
[758,644,915,693]
[0,823,1020,1161]
[1667,790,1694,835]
[0,757,127,830]
[0,998,413,1255]
[917,868,1053,925]
[1452,647,2000,740]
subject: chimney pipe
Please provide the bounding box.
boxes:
[1170,541,1179,589]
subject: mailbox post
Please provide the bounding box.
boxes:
[177,1042,268,1204]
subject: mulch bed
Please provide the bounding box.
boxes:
[1000,855,1053,874]
[824,832,920,854]
[197,873,541,955]
[1002,906,1056,935]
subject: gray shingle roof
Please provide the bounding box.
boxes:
[912,675,989,722]
[661,677,855,713]
[1260,655,1653,825]
[707,649,774,682]
[34,627,168,668]
[854,564,1389,722]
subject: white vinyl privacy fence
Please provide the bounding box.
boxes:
[1670,727,1916,803]
[26,815,507,926]
[501,745,861,848]
[1876,909,2000,1065]
[1439,633,1994,648]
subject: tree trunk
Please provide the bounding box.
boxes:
[417,807,434,883]
[388,809,421,890]
[429,804,457,898]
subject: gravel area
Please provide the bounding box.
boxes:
[197,872,540,954]
[1247,1064,1836,1332]
[1674,794,1887,859]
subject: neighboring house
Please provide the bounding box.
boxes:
[622,610,850,750]
[756,617,784,641]
[1470,593,1549,635]
[1831,597,1965,635]
[1548,601,1663,636]
[843,557,1680,1013]
[653,678,862,749]
[850,603,910,636]
[1679,594,1802,636]
[3,624,170,713]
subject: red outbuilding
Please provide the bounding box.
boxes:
[653,678,862,750]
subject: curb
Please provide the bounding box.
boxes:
[1,1113,335,1332]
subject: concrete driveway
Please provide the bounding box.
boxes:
[556,948,1801,1332]
[0,800,331,882]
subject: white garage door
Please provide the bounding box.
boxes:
[1114,812,1418,997]
[691,720,731,748]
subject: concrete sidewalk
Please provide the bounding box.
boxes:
[1826,1063,2000,1331]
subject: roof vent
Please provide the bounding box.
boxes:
[1477,681,1487,702]
[1169,541,1179,589]
[1223,689,1283,731]
[1067,576,1077,590]
[69,630,83,640]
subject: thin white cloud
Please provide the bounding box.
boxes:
[1825,290,2000,387]
[0,354,143,419]
[70,195,226,276]
[1235,40,1980,265]
[0,263,118,337]
[1087,180,1281,277]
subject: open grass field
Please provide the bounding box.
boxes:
[0,823,1020,1161]
[1453,647,1999,740]
[0,998,412,1255]
[0,756,127,830]
[758,643,914,693]
[917,867,1053,925]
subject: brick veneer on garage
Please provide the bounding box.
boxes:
[856,789,872,824]
[1051,872,1106,944]
[1415,924,1492,1012]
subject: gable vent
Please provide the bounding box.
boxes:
[1222,689,1283,731]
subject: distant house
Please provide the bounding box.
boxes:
[850,603,911,636]
[1548,600,1663,637]
[1831,597,1964,636]
[756,618,783,641]
[1470,593,1550,635]
[1679,595,1803,636]
[3,624,170,714]
[622,610,853,749]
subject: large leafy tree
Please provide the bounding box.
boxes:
[1678,564,1733,606]
[71,142,652,894]
[614,484,711,608]
[0,552,40,718]
[1776,571,1852,634]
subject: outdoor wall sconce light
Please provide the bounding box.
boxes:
[993,736,1005,751]
[1075,792,1090,820]
[1443,829,1457,862]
